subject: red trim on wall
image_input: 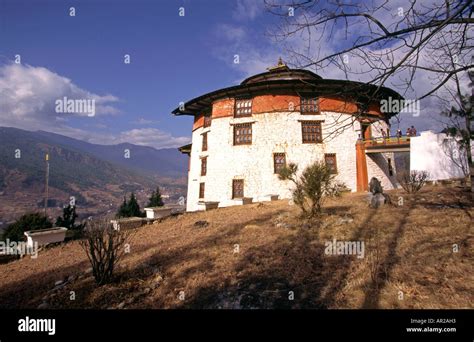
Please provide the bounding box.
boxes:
[356,141,369,192]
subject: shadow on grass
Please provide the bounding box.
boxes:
[173,209,380,309]
[0,201,415,309]
[0,259,89,309]
[361,208,410,308]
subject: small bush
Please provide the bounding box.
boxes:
[147,186,164,207]
[79,218,132,285]
[55,204,85,238]
[278,161,344,217]
[2,213,52,242]
[397,170,429,193]
[117,192,143,218]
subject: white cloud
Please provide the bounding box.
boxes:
[131,117,160,125]
[114,128,190,149]
[216,24,247,42]
[0,63,189,149]
[212,24,280,81]
[213,0,472,133]
[0,63,119,130]
[233,0,262,21]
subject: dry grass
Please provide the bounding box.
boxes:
[0,184,472,309]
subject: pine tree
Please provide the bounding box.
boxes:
[116,193,143,218]
[127,193,141,217]
[117,197,129,218]
[147,186,164,207]
[56,204,78,229]
[56,204,85,238]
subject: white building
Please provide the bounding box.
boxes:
[175,61,407,212]
[410,130,469,180]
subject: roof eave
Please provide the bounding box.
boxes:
[171,79,404,117]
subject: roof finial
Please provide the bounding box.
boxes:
[267,57,289,71]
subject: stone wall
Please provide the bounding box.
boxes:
[186,110,367,211]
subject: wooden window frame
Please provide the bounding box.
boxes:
[388,157,393,176]
[200,157,207,176]
[300,96,319,114]
[232,179,244,199]
[273,153,286,174]
[203,110,212,128]
[199,182,205,199]
[301,121,322,143]
[324,153,338,174]
[233,123,253,145]
[202,132,208,151]
[234,98,253,117]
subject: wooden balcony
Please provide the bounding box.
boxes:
[362,136,411,153]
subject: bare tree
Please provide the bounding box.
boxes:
[265,0,472,100]
[435,48,473,187]
[80,217,132,285]
[266,0,473,188]
[397,170,429,193]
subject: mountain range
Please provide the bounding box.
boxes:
[0,127,189,226]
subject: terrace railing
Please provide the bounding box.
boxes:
[362,135,411,152]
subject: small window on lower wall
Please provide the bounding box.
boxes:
[324,153,337,174]
[202,132,208,151]
[232,179,244,199]
[201,157,207,176]
[199,183,205,199]
[301,121,322,143]
[273,153,286,174]
[234,123,252,145]
[388,158,393,176]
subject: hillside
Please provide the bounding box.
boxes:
[33,130,188,178]
[0,127,187,226]
[0,185,471,309]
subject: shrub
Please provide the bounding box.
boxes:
[2,213,52,242]
[278,161,344,217]
[147,186,164,207]
[79,217,131,285]
[117,192,143,218]
[397,170,429,193]
[55,204,85,238]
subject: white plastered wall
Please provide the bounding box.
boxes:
[186,111,364,211]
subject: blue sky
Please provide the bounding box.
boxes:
[0,0,464,148]
[0,0,277,148]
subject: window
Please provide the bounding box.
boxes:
[202,132,208,151]
[301,121,322,143]
[235,98,252,117]
[388,158,393,176]
[232,179,244,199]
[199,183,205,199]
[203,111,212,128]
[234,123,252,145]
[201,157,207,176]
[324,154,337,174]
[300,97,319,114]
[273,153,286,174]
